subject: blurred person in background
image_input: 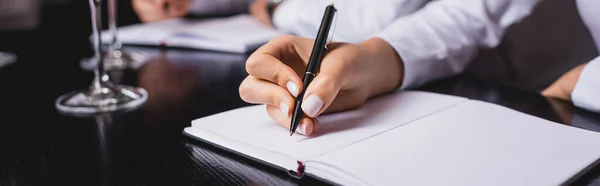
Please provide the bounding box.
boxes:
[132,0,251,23]
[132,0,428,43]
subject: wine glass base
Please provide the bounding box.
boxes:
[81,50,148,71]
[55,84,148,116]
[0,51,17,68]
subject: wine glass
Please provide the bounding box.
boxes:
[0,51,16,68]
[80,0,148,71]
[55,0,148,115]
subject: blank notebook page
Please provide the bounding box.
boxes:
[101,18,190,44]
[191,91,467,161]
[309,100,600,186]
[178,15,282,44]
[102,15,281,49]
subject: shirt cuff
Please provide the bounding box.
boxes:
[571,56,600,113]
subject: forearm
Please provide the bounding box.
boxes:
[188,0,252,15]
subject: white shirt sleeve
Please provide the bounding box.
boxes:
[188,0,253,15]
[576,0,600,53]
[571,57,600,113]
[569,0,600,113]
[272,0,428,43]
[373,0,544,89]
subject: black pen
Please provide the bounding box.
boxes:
[290,4,337,136]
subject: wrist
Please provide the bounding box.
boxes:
[560,63,586,101]
[357,38,404,99]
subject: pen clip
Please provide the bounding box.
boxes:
[326,6,338,49]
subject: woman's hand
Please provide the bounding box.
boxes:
[133,0,192,22]
[239,35,403,135]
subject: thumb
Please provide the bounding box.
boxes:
[300,74,342,118]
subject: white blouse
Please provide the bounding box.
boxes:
[572,0,600,113]
[273,0,600,113]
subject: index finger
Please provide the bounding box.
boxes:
[246,35,305,96]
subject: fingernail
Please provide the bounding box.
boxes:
[296,122,307,135]
[279,102,289,116]
[286,81,299,97]
[301,95,323,118]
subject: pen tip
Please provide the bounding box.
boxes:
[290,131,294,136]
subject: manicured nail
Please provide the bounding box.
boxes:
[280,102,289,116]
[296,122,307,135]
[301,95,323,118]
[286,81,299,97]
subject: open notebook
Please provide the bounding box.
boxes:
[100,15,283,53]
[183,91,600,185]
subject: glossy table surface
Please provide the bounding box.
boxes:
[1,42,600,185]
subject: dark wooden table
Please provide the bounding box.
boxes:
[1,42,599,185]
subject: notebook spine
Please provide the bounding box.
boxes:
[286,161,305,179]
[160,37,168,47]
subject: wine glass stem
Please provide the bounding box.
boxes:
[108,0,121,51]
[90,0,109,89]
